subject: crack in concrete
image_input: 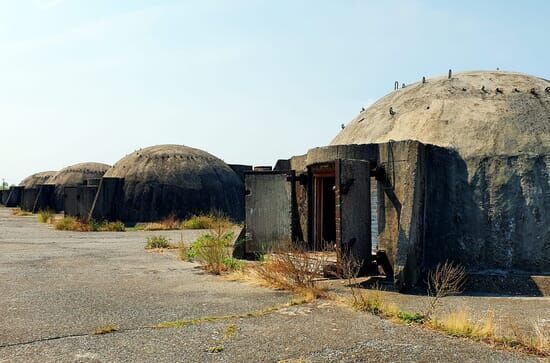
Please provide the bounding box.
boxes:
[0,301,305,349]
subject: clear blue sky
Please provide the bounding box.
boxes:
[1,0,548,185]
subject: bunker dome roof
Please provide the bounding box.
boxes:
[331,71,550,159]
[48,162,110,186]
[104,144,240,188]
[19,171,57,188]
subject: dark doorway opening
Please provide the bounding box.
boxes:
[312,164,336,251]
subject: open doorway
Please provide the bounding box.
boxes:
[311,163,336,251]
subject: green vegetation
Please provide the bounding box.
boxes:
[145,235,172,249]
[397,311,425,324]
[182,214,233,230]
[53,217,125,232]
[182,214,217,229]
[208,346,224,353]
[187,231,235,274]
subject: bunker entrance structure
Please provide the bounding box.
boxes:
[244,71,550,290]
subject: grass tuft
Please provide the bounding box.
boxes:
[208,345,224,353]
[92,324,118,335]
[223,324,238,340]
[53,217,125,232]
[11,208,32,216]
[143,214,181,231]
[37,209,54,223]
[145,235,172,249]
[182,214,217,229]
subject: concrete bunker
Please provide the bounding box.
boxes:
[89,144,245,223]
[18,171,57,212]
[48,162,110,212]
[245,71,550,289]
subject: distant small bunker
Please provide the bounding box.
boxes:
[17,171,57,212]
[49,162,110,211]
[90,144,244,223]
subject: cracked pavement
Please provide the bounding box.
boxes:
[0,207,540,362]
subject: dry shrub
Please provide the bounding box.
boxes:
[54,216,86,231]
[37,209,54,223]
[144,214,181,231]
[254,242,327,298]
[425,260,466,318]
[503,321,550,356]
[100,221,125,232]
[531,322,550,355]
[11,208,32,216]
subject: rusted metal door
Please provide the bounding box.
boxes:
[336,159,371,273]
[245,171,294,253]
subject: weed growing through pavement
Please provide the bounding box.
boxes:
[145,235,172,249]
[92,324,118,335]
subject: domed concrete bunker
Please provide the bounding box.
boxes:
[17,171,57,212]
[49,162,111,212]
[244,70,550,290]
[19,171,56,188]
[89,145,245,223]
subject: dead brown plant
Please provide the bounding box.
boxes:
[254,241,328,298]
[425,260,466,318]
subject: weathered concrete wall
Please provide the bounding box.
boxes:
[290,155,308,243]
[20,188,39,212]
[375,141,426,289]
[229,164,252,182]
[424,151,550,273]
[89,177,124,222]
[33,185,56,212]
[5,186,23,207]
[64,185,99,219]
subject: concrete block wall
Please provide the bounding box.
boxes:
[0,190,10,205]
[89,177,124,222]
[64,185,99,219]
[5,186,23,207]
[20,188,39,212]
[33,185,56,212]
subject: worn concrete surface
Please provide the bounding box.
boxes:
[0,207,541,362]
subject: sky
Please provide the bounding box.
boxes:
[0,0,549,185]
